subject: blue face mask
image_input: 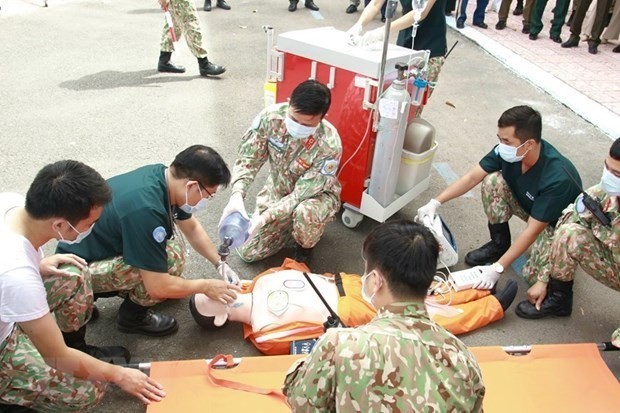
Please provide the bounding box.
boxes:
[601,167,620,197]
[58,222,95,245]
[180,184,210,214]
[497,141,530,163]
[285,116,318,140]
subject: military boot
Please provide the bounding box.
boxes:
[217,0,231,9]
[292,244,314,264]
[515,279,573,319]
[289,0,299,11]
[465,222,511,266]
[203,0,211,11]
[197,56,226,76]
[63,326,131,364]
[117,298,178,337]
[157,51,186,73]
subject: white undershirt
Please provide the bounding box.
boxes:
[0,193,48,343]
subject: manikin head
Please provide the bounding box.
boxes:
[361,220,439,310]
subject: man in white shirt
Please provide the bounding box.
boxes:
[0,160,165,411]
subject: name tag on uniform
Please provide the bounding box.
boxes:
[296,158,311,170]
[268,136,285,151]
[526,191,535,201]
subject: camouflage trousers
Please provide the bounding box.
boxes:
[0,325,106,412]
[481,172,555,285]
[56,240,185,330]
[237,194,340,262]
[549,222,620,289]
[415,56,445,118]
[161,0,208,58]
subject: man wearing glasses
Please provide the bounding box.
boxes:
[57,145,242,343]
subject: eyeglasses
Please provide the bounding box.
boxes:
[197,182,216,200]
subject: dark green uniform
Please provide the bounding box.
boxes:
[478,140,582,284]
[56,164,189,306]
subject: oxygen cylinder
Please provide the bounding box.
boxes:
[218,212,250,249]
[368,63,411,207]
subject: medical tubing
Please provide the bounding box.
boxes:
[302,272,347,328]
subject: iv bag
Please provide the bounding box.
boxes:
[412,0,428,22]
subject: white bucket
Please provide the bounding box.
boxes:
[395,141,438,195]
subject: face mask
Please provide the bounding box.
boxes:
[58,222,95,245]
[601,167,620,196]
[285,116,318,140]
[180,184,210,214]
[361,272,376,308]
[497,141,530,163]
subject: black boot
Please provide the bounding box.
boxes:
[305,0,319,10]
[158,51,186,73]
[63,326,130,364]
[217,0,231,9]
[561,34,580,48]
[292,244,314,263]
[513,0,523,15]
[289,0,298,11]
[587,40,598,54]
[197,56,226,76]
[0,405,37,413]
[515,279,573,319]
[492,279,518,311]
[203,0,211,11]
[117,298,178,337]
[465,222,511,266]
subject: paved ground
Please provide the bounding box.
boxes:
[0,1,618,412]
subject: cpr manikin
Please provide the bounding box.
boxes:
[190,270,340,332]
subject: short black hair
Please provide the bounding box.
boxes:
[170,145,231,188]
[610,138,620,161]
[363,220,439,298]
[498,105,542,143]
[25,160,111,224]
[289,80,331,118]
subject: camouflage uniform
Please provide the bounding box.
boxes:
[0,276,106,411]
[415,56,445,117]
[233,103,342,262]
[549,185,619,345]
[161,0,208,58]
[481,172,556,285]
[60,239,185,310]
[283,302,485,412]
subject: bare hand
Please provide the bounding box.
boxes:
[205,279,241,304]
[114,368,166,405]
[159,0,170,10]
[527,281,548,311]
[40,254,87,277]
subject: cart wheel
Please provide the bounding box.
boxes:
[342,209,363,229]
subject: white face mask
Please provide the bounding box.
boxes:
[361,272,376,308]
[285,116,318,140]
[497,141,530,163]
[58,222,95,245]
[601,166,620,196]
[180,183,210,214]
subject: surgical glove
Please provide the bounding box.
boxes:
[612,327,620,349]
[216,261,240,285]
[219,192,248,228]
[472,265,501,290]
[346,23,363,45]
[417,199,441,223]
[361,27,385,48]
[246,214,266,243]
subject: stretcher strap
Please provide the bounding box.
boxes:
[335,273,346,297]
[206,355,289,404]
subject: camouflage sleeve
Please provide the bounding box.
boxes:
[230,112,270,196]
[282,332,338,411]
[262,130,342,224]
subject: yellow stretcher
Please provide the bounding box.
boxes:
[146,343,620,413]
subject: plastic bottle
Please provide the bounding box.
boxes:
[368,63,411,207]
[218,212,251,250]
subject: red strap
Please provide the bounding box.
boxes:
[205,355,288,404]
